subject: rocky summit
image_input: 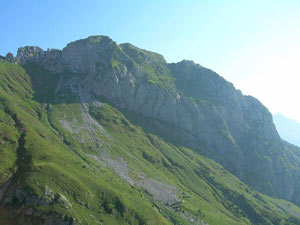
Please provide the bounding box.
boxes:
[1,35,300,225]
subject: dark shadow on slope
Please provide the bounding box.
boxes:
[22,63,80,105]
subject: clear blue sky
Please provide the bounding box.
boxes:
[2,0,300,121]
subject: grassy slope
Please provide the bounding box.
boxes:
[0,61,300,225]
[0,62,169,225]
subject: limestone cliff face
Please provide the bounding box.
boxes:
[15,35,300,205]
[17,46,61,73]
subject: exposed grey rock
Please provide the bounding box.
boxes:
[44,213,76,225]
[3,186,51,206]
[0,178,11,202]
[16,46,62,73]
[92,150,179,206]
[16,46,44,63]
[136,173,179,205]
[56,193,72,209]
[14,35,300,206]
[3,185,72,210]
[44,185,56,202]
[5,52,16,63]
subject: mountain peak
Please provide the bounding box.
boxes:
[64,35,115,49]
[1,35,297,202]
[2,35,300,224]
[177,59,200,66]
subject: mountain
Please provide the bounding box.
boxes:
[1,35,300,225]
[273,113,300,147]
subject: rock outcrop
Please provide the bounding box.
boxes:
[14,35,300,205]
[16,46,61,73]
[5,52,16,63]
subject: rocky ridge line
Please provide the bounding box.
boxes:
[8,35,300,206]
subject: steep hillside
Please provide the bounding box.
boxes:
[10,35,300,205]
[273,113,300,147]
[1,36,300,225]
